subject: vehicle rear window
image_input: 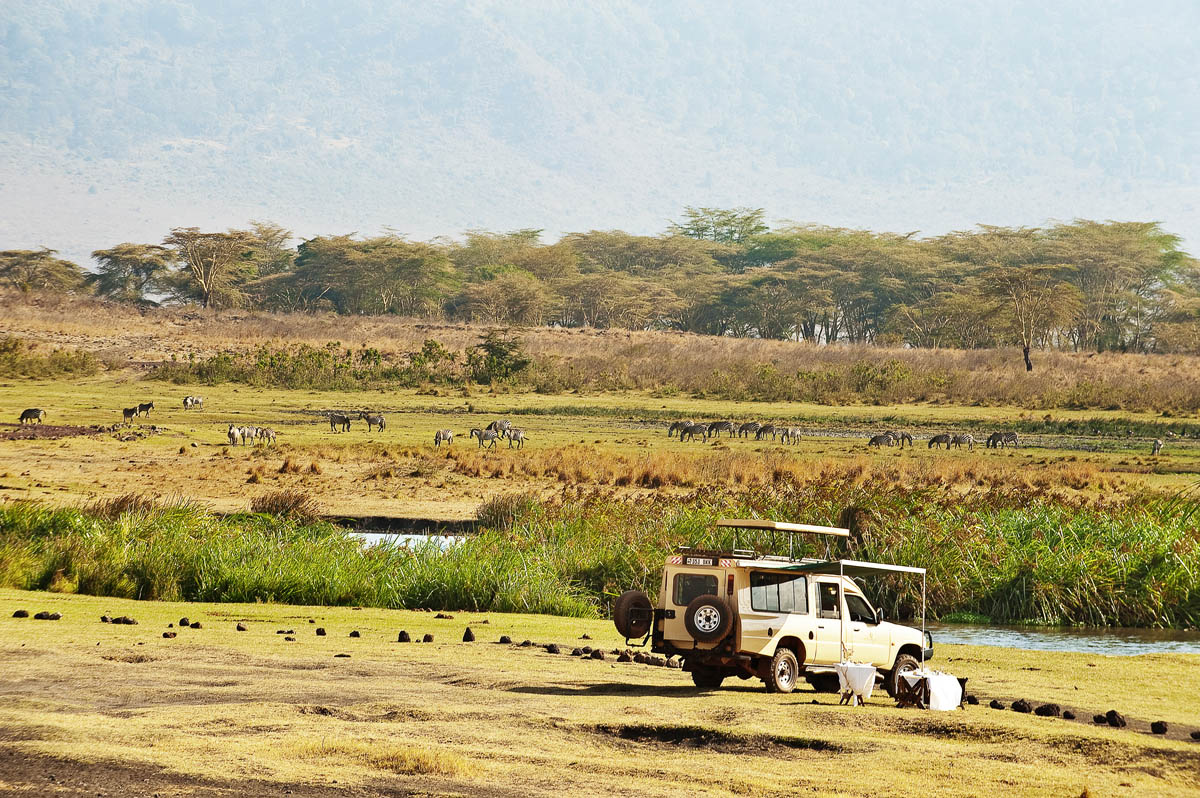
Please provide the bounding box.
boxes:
[749,572,808,614]
[672,573,718,606]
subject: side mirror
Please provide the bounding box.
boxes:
[876,609,885,623]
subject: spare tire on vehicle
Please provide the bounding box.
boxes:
[683,594,733,643]
[613,589,653,639]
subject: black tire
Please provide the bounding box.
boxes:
[764,648,800,694]
[806,672,841,693]
[613,590,652,639]
[886,652,921,698]
[683,594,733,643]
[691,667,725,690]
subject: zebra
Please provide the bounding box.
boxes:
[755,425,777,441]
[779,427,802,444]
[868,433,892,448]
[505,428,526,449]
[987,432,1019,449]
[137,401,154,417]
[884,430,913,448]
[18,408,45,424]
[707,420,735,438]
[679,423,709,442]
[471,428,500,448]
[737,422,761,438]
[239,426,258,446]
[227,425,242,446]
[329,413,351,433]
[928,433,953,450]
[360,411,386,432]
[183,395,204,410]
[1152,439,1163,455]
[122,406,138,424]
[667,420,693,438]
[486,419,511,434]
[952,434,975,451]
[434,429,454,448]
[258,428,277,445]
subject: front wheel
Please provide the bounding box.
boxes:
[763,648,799,694]
[886,653,921,698]
[691,667,725,690]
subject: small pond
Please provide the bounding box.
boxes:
[349,532,463,550]
[928,623,1200,656]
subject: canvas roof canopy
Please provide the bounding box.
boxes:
[780,559,925,577]
[715,519,849,537]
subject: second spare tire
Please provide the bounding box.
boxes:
[613,589,653,639]
[683,594,733,643]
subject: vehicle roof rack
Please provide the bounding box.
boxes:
[715,519,849,537]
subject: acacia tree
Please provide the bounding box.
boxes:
[0,248,85,294]
[984,263,1079,371]
[162,228,255,308]
[89,243,174,303]
[669,207,768,247]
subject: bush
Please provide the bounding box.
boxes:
[250,489,321,523]
[0,336,99,378]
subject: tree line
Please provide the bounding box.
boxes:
[3,208,1199,366]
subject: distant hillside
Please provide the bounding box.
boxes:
[3,0,1199,262]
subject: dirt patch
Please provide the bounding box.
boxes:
[594,723,853,754]
[100,653,157,664]
[0,423,105,441]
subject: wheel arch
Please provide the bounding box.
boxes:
[891,643,924,672]
[774,635,806,666]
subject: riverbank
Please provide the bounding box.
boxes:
[1,589,1197,798]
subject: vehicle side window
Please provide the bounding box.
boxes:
[749,572,808,614]
[845,594,877,624]
[673,573,718,606]
[818,582,840,619]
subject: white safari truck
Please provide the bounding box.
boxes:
[612,519,933,695]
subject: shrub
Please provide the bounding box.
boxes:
[250,490,321,523]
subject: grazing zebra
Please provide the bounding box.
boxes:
[737,421,761,438]
[122,406,138,424]
[755,425,777,441]
[505,428,526,449]
[987,432,1019,449]
[868,433,892,448]
[928,433,953,450]
[1152,439,1163,455]
[227,425,242,446]
[884,430,913,448]
[707,420,735,438]
[471,428,500,448]
[360,411,386,432]
[18,408,45,424]
[329,413,351,433]
[779,427,802,444]
[952,434,975,451]
[679,423,709,442]
[667,420,693,438]
[137,401,154,417]
[434,429,454,447]
[486,419,511,434]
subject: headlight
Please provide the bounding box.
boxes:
[923,631,933,649]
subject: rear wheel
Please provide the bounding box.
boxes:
[691,667,725,690]
[683,594,733,643]
[763,648,799,693]
[613,590,652,639]
[886,653,921,698]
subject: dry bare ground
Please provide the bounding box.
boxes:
[1,590,1198,798]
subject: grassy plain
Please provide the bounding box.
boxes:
[1,589,1198,798]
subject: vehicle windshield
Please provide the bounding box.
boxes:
[673,572,718,606]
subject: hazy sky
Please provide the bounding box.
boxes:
[2,0,1198,263]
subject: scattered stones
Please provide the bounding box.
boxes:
[520,639,533,647]
[189,621,202,629]
[1106,710,1127,728]
[11,610,29,618]
[989,700,1005,710]
[316,628,326,636]
[99,615,110,623]
[590,649,605,660]
[633,652,647,664]
[179,618,190,627]
[570,648,583,656]
[1034,703,1061,717]
[284,636,296,642]
[579,634,592,640]
[397,631,410,642]
[1093,714,1107,724]
[111,616,137,625]
[617,651,632,663]
[1190,730,1200,740]
[1062,710,1076,720]
[462,628,475,642]
[33,611,61,620]
[308,619,315,624]
[162,631,177,639]
[1011,699,1032,714]
[334,653,350,658]
[545,643,561,654]
[435,613,454,620]
[965,694,978,705]
[236,623,247,632]
[422,633,434,643]
[47,612,62,620]
[581,645,593,654]
[349,630,360,638]
[1151,721,1168,735]
[474,619,489,624]
[167,623,174,628]
[666,657,681,669]
[498,635,512,644]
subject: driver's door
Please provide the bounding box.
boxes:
[842,593,889,666]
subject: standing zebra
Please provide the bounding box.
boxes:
[18,408,45,424]
[707,420,735,438]
[137,401,155,417]
[952,434,975,451]
[360,411,386,432]
[505,428,526,449]
[667,420,693,438]
[737,422,761,438]
[755,425,777,441]
[987,432,1019,449]
[122,407,138,424]
[928,433,953,450]
[1152,439,1163,455]
[486,419,511,434]
[433,429,454,447]
[183,395,205,410]
[227,425,242,446]
[779,427,802,444]
[329,413,351,433]
[471,428,500,448]
[679,423,708,442]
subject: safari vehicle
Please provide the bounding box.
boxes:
[612,519,933,695]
